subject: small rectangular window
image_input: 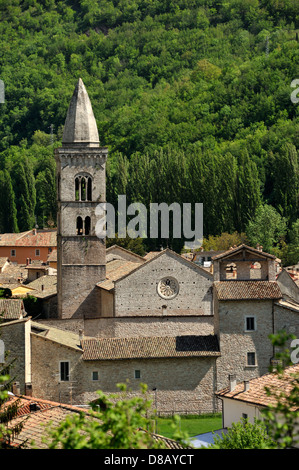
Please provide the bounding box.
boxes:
[246,317,255,331]
[242,413,248,420]
[134,370,141,379]
[247,352,256,366]
[92,371,99,381]
[11,249,16,257]
[60,361,69,381]
[35,249,40,256]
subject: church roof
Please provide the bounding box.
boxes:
[62,78,99,147]
[97,259,141,291]
[214,280,282,300]
[81,335,220,361]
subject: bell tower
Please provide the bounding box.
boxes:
[55,78,108,319]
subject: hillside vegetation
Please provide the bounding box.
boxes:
[0,0,299,261]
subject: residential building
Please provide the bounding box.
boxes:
[216,364,299,447]
[0,229,56,264]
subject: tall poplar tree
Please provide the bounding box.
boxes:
[270,143,299,226]
[234,151,261,233]
[0,170,18,233]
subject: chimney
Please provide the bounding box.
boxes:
[243,380,250,392]
[12,381,20,395]
[79,329,84,342]
[229,374,237,392]
[25,383,33,397]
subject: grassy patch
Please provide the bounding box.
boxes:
[153,413,222,439]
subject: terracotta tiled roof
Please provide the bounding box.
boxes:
[0,299,25,319]
[149,432,192,449]
[2,396,93,448]
[144,251,161,260]
[82,335,220,361]
[0,230,56,247]
[216,364,299,409]
[106,245,145,261]
[214,281,282,300]
[97,259,141,290]
[4,395,188,449]
[212,244,276,260]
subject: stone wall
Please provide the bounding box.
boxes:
[37,318,84,333]
[216,299,274,391]
[30,329,219,413]
[276,270,299,304]
[31,332,82,404]
[114,251,213,317]
[0,319,31,394]
[58,264,105,319]
[274,302,299,349]
[84,315,215,338]
[77,357,219,414]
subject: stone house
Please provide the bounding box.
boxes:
[212,245,284,390]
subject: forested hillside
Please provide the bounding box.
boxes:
[0,0,298,262]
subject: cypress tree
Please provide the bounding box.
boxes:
[0,170,18,233]
[11,162,34,232]
[234,151,261,233]
[270,143,299,226]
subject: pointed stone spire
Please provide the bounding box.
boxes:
[62,78,99,147]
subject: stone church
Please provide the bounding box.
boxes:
[1,79,299,412]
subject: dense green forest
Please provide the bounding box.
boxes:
[0,0,299,263]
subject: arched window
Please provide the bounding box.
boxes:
[81,177,86,201]
[85,216,91,235]
[76,216,83,235]
[75,177,80,201]
[74,174,92,201]
[87,177,92,201]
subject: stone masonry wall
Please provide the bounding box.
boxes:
[0,319,30,394]
[216,299,274,391]
[30,331,219,413]
[114,251,213,317]
[83,315,215,338]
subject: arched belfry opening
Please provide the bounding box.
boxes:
[76,216,83,235]
[75,174,92,201]
[85,216,91,235]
